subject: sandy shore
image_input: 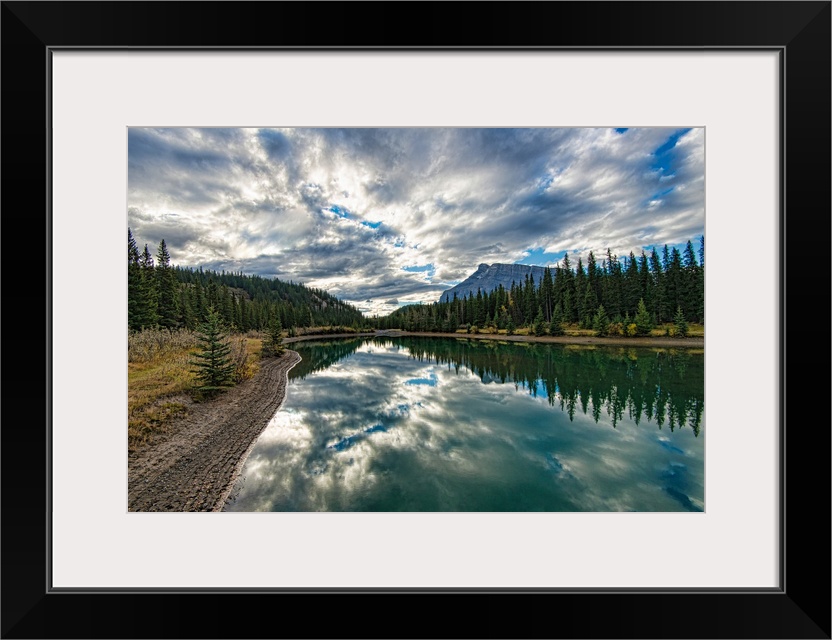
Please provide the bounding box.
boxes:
[128,329,702,511]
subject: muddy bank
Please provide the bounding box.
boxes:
[128,350,301,512]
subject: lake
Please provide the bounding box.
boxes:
[224,336,704,512]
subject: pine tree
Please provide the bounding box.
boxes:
[592,304,610,336]
[682,240,700,322]
[155,239,180,329]
[533,307,546,336]
[673,305,689,337]
[634,298,653,336]
[549,303,565,336]
[262,314,285,357]
[191,307,235,393]
[127,229,142,331]
[137,244,158,328]
[649,248,665,323]
[541,267,554,321]
[581,280,598,329]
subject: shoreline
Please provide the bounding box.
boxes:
[370,330,704,349]
[127,350,301,512]
[128,329,702,512]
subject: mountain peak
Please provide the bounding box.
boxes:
[439,263,546,302]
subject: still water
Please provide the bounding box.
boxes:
[225,337,704,512]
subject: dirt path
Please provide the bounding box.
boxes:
[128,350,301,512]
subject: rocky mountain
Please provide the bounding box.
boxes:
[439,263,547,302]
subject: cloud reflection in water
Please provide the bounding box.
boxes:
[225,338,704,512]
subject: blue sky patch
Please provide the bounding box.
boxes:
[405,370,438,386]
[403,263,435,276]
[650,129,692,176]
[517,247,566,267]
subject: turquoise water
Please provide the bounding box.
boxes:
[225,337,704,512]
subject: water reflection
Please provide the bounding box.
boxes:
[226,337,704,512]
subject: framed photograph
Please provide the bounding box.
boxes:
[3,2,829,638]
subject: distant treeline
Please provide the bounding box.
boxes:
[377,239,704,335]
[128,229,368,333]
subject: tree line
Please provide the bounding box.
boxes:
[377,238,704,336]
[128,229,369,334]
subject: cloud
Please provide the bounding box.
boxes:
[129,127,704,314]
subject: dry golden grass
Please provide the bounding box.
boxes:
[128,329,263,452]
[563,325,596,337]
[650,323,705,338]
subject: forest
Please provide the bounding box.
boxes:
[128,229,368,333]
[379,238,704,337]
[129,228,703,339]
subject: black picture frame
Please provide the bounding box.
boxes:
[2,2,829,638]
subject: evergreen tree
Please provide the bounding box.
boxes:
[634,298,652,336]
[649,248,665,323]
[506,315,515,336]
[179,287,196,329]
[581,280,598,328]
[698,235,705,324]
[574,258,586,323]
[673,305,689,337]
[549,303,565,336]
[155,239,179,329]
[592,304,610,336]
[541,267,554,321]
[191,307,235,393]
[137,244,158,328]
[624,252,640,316]
[262,315,285,357]
[533,307,546,336]
[682,240,701,322]
[127,229,142,331]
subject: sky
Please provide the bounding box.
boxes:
[128,127,704,316]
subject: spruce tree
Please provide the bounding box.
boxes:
[592,304,610,336]
[533,307,546,336]
[549,303,565,336]
[191,307,235,393]
[649,248,664,323]
[127,229,142,331]
[673,305,689,337]
[262,315,285,357]
[541,267,554,321]
[634,298,653,336]
[155,239,180,329]
[137,244,159,328]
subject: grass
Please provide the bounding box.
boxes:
[128,328,264,453]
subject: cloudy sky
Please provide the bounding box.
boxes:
[128,127,704,316]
